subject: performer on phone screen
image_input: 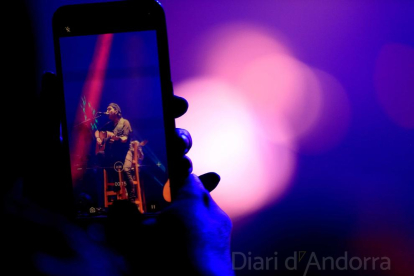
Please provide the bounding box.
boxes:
[95,102,137,202]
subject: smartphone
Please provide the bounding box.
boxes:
[53,0,177,219]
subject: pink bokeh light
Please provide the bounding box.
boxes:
[175,22,351,219]
[374,43,414,129]
[237,54,323,145]
[297,69,351,154]
[194,22,292,82]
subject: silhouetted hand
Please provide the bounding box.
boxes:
[3,72,233,275]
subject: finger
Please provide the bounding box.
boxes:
[175,128,192,155]
[172,95,188,118]
[177,155,193,179]
[199,172,221,192]
[169,128,193,193]
[170,155,193,191]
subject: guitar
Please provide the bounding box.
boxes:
[95,130,116,155]
[95,131,107,155]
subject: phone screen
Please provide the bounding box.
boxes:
[59,30,171,217]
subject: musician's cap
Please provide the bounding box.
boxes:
[109,103,122,117]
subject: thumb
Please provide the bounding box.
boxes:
[199,172,220,192]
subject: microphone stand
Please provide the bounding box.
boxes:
[74,114,103,129]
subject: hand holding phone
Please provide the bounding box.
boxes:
[5,1,233,275]
[23,71,229,275]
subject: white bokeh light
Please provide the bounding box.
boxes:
[175,78,295,219]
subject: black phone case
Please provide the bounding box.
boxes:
[53,0,177,220]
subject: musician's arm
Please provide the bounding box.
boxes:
[111,135,128,143]
[113,119,131,143]
[95,130,102,145]
[119,136,128,143]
